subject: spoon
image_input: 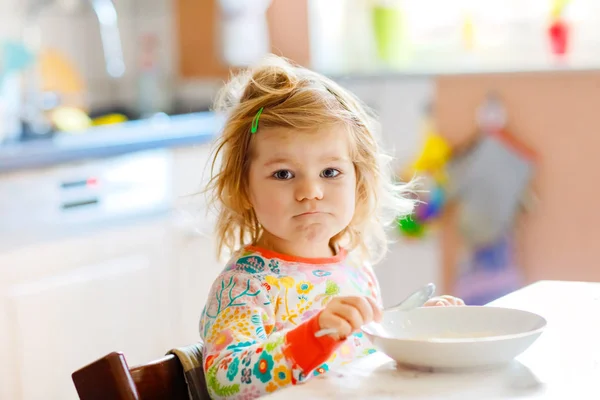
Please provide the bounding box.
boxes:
[314,283,436,338]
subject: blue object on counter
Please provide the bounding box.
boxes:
[2,41,34,72]
[0,112,223,173]
[0,40,34,87]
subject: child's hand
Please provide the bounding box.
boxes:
[424,295,465,307]
[318,296,382,340]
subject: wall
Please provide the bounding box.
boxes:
[435,71,600,287]
[0,0,177,111]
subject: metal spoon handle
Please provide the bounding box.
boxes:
[314,283,436,338]
[314,328,338,338]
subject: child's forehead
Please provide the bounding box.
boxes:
[251,125,353,161]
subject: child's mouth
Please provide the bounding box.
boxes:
[296,211,324,217]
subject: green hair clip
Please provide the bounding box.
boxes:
[251,107,264,134]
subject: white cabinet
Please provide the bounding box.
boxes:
[170,145,224,346]
[0,218,176,400]
[0,143,221,400]
[171,228,223,347]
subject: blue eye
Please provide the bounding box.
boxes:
[273,170,294,180]
[320,168,340,178]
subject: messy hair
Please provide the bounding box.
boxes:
[205,55,414,263]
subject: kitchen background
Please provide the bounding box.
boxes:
[1,0,599,399]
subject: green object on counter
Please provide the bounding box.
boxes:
[397,215,425,237]
[373,5,404,63]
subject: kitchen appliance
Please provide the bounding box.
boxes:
[0,149,172,251]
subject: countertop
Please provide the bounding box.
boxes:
[0,112,222,173]
[264,280,600,399]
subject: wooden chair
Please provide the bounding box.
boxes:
[72,350,210,400]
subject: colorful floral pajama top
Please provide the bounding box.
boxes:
[199,246,381,399]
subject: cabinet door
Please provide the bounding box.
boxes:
[171,223,223,347]
[0,220,175,400]
[170,145,225,346]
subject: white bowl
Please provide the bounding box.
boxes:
[363,306,547,370]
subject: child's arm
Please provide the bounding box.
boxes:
[200,271,342,399]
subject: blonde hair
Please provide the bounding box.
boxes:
[206,55,414,263]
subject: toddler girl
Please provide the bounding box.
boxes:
[199,55,463,399]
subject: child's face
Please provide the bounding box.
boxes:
[248,125,356,257]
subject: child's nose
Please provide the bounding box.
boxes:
[295,177,324,201]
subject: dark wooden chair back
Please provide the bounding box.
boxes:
[72,350,207,400]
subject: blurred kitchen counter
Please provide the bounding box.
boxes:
[0,112,222,173]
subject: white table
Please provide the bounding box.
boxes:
[264,281,600,399]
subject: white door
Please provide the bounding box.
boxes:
[170,145,224,346]
[0,219,175,400]
[171,227,224,347]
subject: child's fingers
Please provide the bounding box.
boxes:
[365,296,383,322]
[341,297,374,326]
[330,316,353,339]
[438,295,465,306]
[318,309,353,339]
[452,297,465,306]
[423,298,437,307]
[333,304,364,331]
[319,296,385,339]
[424,297,449,307]
[424,295,465,307]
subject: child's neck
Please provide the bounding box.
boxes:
[255,233,336,259]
